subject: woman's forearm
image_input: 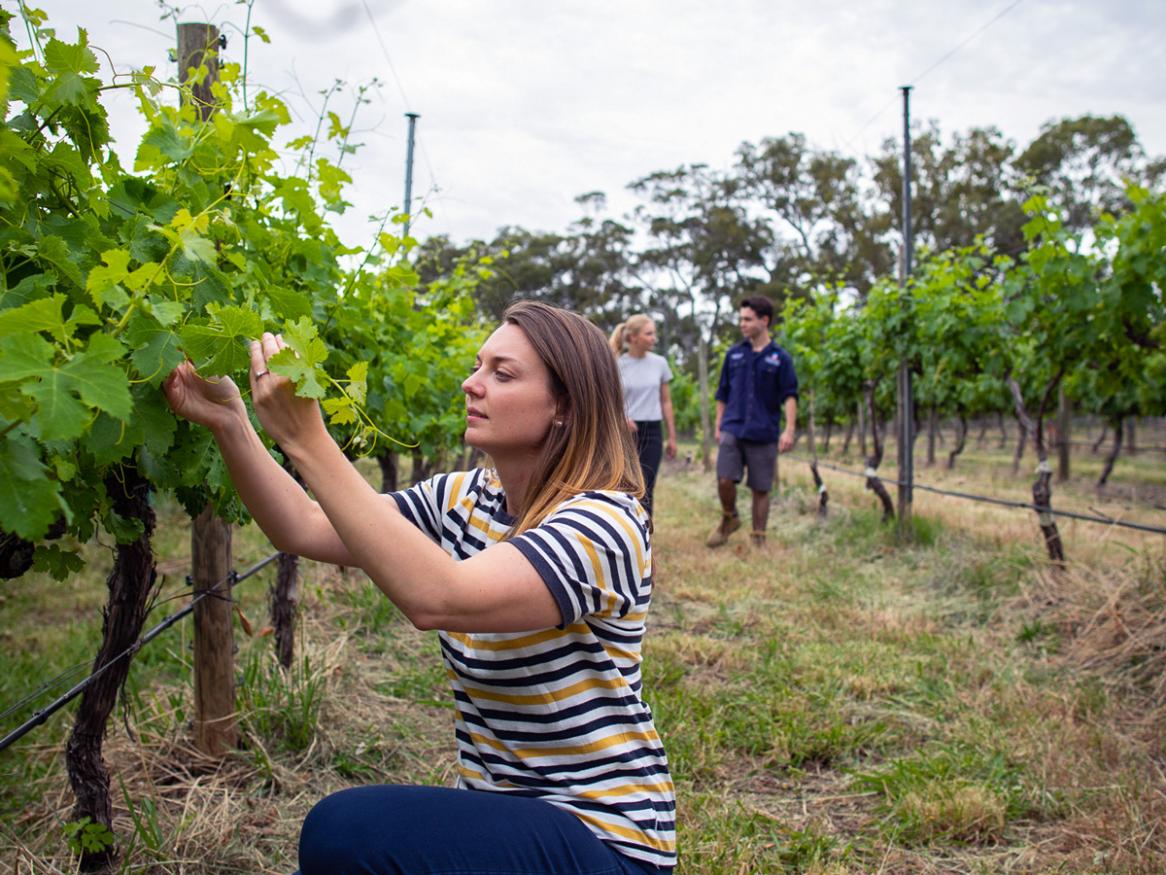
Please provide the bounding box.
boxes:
[210,410,353,563]
[278,428,474,627]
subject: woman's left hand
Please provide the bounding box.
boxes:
[666,436,677,460]
[249,332,327,451]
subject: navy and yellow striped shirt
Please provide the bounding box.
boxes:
[392,469,676,870]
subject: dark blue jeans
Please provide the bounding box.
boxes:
[633,420,663,516]
[296,785,670,875]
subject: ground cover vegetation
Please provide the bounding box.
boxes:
[2,444,1164,873]
[1,4,1164,873]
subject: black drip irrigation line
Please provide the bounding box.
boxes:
[791,455,1166,536]
[0,552,281,755]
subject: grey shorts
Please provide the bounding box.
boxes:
[716,432,778,492]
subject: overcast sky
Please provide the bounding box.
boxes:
[23,0,1166,248]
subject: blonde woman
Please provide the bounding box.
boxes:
[610,315,677,516]
[164,302,675,874]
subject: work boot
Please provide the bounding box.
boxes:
[750,530,767,549]
[706,512,741,548]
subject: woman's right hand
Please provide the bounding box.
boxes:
[163,360,246,432]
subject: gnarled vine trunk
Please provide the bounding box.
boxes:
[66,465,158,871]
[810,460,828,519]
[946,411,968,470]
[273,552,299,669]
[1091,423,1108,454]
[926,407,938,466]
[1012,423,1028,475]
[272,460,303,669]
[1097,417,1124,487]
[862,381,894,521]
[377,451,399,494]
[1008,376,1065,564]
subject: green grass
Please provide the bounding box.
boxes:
[1,441,1164,873]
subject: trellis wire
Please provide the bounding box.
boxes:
[791,455,1166,536]
[0,552,281,753]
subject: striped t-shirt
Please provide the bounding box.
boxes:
[391,468,676,870]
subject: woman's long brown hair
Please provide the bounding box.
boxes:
[502,301,644,535]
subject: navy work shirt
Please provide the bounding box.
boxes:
[715,340,799,443]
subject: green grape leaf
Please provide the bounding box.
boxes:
[23,371,91,441]
[7,64,38,105]
[145,297,184,327]
[137,117,195,166]
[0,294,66,339]
[160,208,217,265]
[322,395,356,425]
[32,544,85,580]
[0,334,56,382]
[268,316,328,399]
[315,158,352,207]
[1,273,56,312]
[84,413,136,466]
[0,36,17,106]
[47,71,92,107]
[85,249,131,307]
[137,393,178,457]
[179,304,263,376]
[44,34,100,76]
[126,313,184,383]
[0,165,16,209]
[265,285,314,321]
[345,361,369,404]
[61,343,132,420]
[37,235,85,289]
[103,506,145,544]
[0,434,63,539]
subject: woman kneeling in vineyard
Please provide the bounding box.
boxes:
[163,301,675,875]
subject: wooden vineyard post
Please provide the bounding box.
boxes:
[177,23,221,122]
[178,21,239,756]
[192,504,239,755]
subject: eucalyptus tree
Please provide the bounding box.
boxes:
[1014,114,1147,232]
[735,133,891,300]
[627,163,769,468]
[468,226,569,322]
[872,122,1027,260]
[558,191,644,329]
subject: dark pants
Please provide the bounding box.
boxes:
[634,420,663,515]
[296,784,667,875]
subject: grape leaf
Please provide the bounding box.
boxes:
[0,434,63,539]
[179,305,263,376]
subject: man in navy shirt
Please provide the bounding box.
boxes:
[708,295,798,548]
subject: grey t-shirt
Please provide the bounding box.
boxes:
[619,352,672,421]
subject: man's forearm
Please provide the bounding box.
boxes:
[784,397,797,433]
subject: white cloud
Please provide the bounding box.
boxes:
[24,0,1166,247]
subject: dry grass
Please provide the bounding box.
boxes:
[1,436,1164,874]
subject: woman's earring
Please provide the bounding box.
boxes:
[554,419,563,427]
